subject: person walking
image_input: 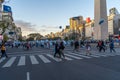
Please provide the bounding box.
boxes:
[54,41,61,58]
[0,44,8,58]
[85,42,91,56]
[109,40,116,53]
[59,41,65,58]
[73,39,79,52]
[97,40,105,52]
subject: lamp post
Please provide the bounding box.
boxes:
[59,26,62,39]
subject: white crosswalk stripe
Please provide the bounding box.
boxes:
[0,58,6,63]
[18,56,25,66]
[64,54,83,59]
[3,57,16,68]
[67,52,91,58]
[46,54,62,62]
[107,54,116,56]
[64,56,73,60]
[93,54,108,57]
[89,54,100,58]
[1,51,120,68]
[30,56,39,64]
[38,55,51,63]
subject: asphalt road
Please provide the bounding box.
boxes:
[0,46,120,80]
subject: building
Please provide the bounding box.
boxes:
[0,4,22,42]
[69,16,84,39]
[108,8,120,36]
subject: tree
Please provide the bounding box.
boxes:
[3,34,9,42]
[64,37,69,41]
[27,33,43,40]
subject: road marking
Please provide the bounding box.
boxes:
[30,56,39,64]
[64,54,83,59]
[27,72,30,80]
[38,55,51,63]
[3,57,16,68]
[108,54,116,56]
[64,56,73,60]
[89,54,100,58]
[94,54,108,57]
[46,54,62,62]
[0,58,6,63]
[67,52,91,58]
[18,56,25,66]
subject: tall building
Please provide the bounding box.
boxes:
[69,16,84,39]
[0,0,4,21]
[108,8,120,36]
[94,0,108,40]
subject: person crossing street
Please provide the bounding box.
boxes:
[0,44,8,58]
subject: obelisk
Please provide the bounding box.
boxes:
[94,0,108,40]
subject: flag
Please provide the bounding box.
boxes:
[3,5,12,13]
[99,18,104,25]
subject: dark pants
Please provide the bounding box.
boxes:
[1,50,8,58]
[59,49,65,58]
[110,47,116,52]
[54,49,61,57]
[99,46,105,52]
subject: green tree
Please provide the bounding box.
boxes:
[3,34,9,42]
[27,33,43,40]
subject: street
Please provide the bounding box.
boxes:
[0,46,120,80]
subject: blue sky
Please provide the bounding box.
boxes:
[3,0,120,36]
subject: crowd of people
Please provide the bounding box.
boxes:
[0,39,118,59]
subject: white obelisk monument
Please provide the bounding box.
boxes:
[94,0,108,40]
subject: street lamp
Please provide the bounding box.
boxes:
[59,26,62,39]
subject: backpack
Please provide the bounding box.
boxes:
[98,42,102,46]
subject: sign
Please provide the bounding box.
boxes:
[9,32,14,35]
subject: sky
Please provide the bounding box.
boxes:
[3,0,120,36]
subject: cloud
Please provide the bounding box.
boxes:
[38,25,62,35]
[14,20,63,36]
[14,20,38,36]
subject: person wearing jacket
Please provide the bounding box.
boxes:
[0,44,8,58]
[109,40,116,53]
[54,41,61,58]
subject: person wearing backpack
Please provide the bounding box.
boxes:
[59,41,65,58]
[54,41,61,58]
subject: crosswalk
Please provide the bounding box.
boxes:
[0,51,120,68]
